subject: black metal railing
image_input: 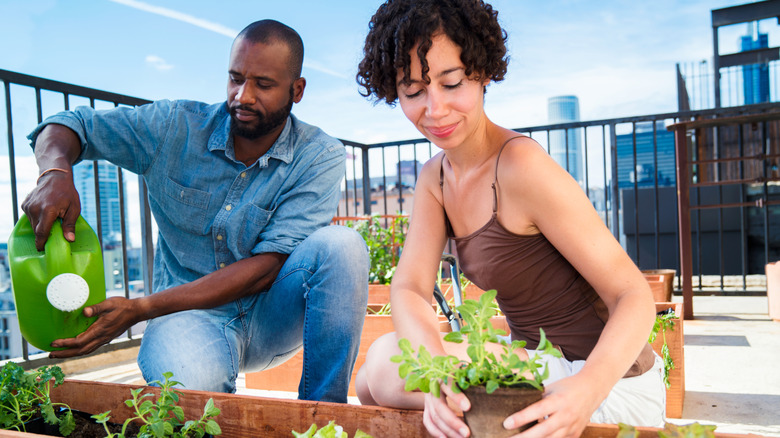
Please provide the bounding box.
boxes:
[3,69,779,365]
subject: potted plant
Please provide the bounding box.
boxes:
[342,215,408,287]
[0,362,75,436]
[391,290,561,438]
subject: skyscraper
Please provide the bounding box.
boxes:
[72,161,127,244]
[740,23,770,105]
[615,122,676,189]
[72,161,129,291]
[547,95,584,186]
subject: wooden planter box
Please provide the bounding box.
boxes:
[0,380,762,438]
[653,301,685,419]
[245,314,395,397]
[246,312,447,397]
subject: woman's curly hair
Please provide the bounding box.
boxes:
[356,0,508,105]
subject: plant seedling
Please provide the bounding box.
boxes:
[649,310,677,388]
[0,362,75,435]
[391,289,561,397]
[93,371,221,438]
[292,420,373,437]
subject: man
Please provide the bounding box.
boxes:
[22,20,368,403]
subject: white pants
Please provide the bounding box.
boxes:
[533,350,667,427]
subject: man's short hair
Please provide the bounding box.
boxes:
[236,20,304,79]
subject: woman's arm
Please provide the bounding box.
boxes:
[496,138,655,437]
[390,155,451,355]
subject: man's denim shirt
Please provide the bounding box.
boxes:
[29,100,346,293]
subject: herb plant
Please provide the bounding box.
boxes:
[649,310,677,388]
[346,215,408,285]
[391,289,561,397]
[93,371,221,438]
[292,420,373,437]
[0,362,75,435]
[618,421,717,438]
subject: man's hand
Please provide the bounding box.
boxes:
[49,296,142,358]
[21,169,80,251]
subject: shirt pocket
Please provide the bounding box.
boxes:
[160,176,212,235]
[236,203,273,255]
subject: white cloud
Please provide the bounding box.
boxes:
[107,0,239,38]
[145,55,174,71]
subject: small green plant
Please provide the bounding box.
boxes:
[347,215,408,285]
[93,371,221,438]
[292,420,373,437]
[391,289,561,397]
[618,421,717,438]
[367,302,391,315]
[0,362,75,435]
[649,310,677,388]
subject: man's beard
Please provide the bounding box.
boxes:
[229,87,294,140]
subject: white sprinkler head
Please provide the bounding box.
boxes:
[46,273,90,312]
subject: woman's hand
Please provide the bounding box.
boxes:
[504,375,602,438]
[423,382,472,438]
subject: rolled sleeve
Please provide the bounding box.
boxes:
[251,141,345,255]
[28,101,174,175]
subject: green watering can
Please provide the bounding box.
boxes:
[7,214,106,351]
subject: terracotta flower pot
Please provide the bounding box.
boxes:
[462,384,542,438]
[641,269,676,302]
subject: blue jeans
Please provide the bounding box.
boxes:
[137,225,368,402]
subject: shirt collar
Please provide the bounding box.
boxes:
[208,104,296,165]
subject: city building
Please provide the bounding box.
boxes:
[741,23,770,105]
[72,161,129,290]
[616,122,677,189]
[547,95,584,186]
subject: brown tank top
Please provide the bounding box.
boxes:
[440,137,654,377]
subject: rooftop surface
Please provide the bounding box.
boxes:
[65,295,780,437]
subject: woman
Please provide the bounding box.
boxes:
[354,1,666,437]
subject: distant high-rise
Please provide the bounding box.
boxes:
[73,161,127,244]
[616,122,676,189]
[547,95,584,186]
[740,23,770,105]
[73,161,129,291]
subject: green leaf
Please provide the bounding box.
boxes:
[41,403,58,424]
[204,398,221,417]
[485,380,499,394]
[205,419,222,435]
[292,423,318,437]
[59,410,76,436]
[354,430,374,438]
[443,332,463,343]
[616,423,639,438]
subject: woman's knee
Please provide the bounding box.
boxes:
[360,333,411,406]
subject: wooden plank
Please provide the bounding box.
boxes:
[13,380,764,438]
[49,380,426,438]
[654,302,685,418]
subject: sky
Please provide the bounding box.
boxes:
[1,0,778,243]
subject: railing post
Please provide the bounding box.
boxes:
[673,124,694,319]
[139,176,154,295]
[609,123,620,239]
[361,145,372,216]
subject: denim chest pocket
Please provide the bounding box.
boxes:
[160,177,212,235]
[235,203,273,254]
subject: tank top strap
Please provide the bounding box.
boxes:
[439,153,446,190]
[491,135,526,213]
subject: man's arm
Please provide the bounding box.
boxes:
[49,251,289,358]
[22,124,84,251]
